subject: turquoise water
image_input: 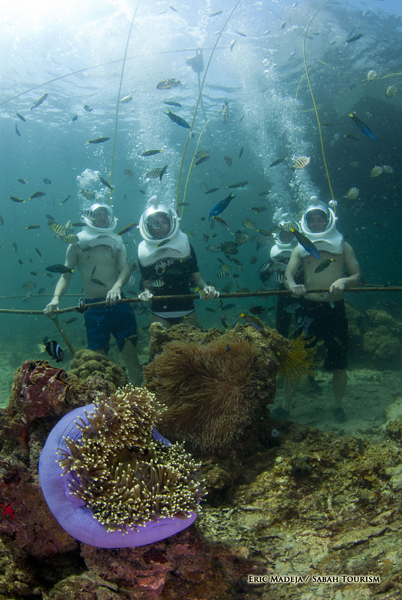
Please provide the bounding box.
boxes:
[1,0,402,367]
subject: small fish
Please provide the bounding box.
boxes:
[212,216,232,231]
[72,115,78,121]
[90,266,97,278]
[374,222,387,229]
[37,339,64,363]
[10,196,25,203]
[80,189,96,200]
[269,157,285,167]
[344,134,360,141]
[251,206,267,214]
[15,123,21,137]
[216,271,230,279]
[18,178,28,184]
[29,191,46,200]
[229,39,236,52]
[163,100,182,107]
[258,190,269,197]
[208,192,236,219]
[91,278,106,287]
[210,10,223,16]
[16,112,26,122]
[43,178,52,185]
[227,180,248,189]
[345,33,363,44]
[370,165,383,178]
[315,259,335,273]
[177,202,190,207]
[239,312,264,330]
[99,176,114,191]
[38,287,46,295]
[48,222,67,237]
[77,297,86,313]
[151,279,165,287]
[142,149,162,157]
[235,232,248,246]
[366,70,377,81]
[182,229,195,238]
[288,227,320,259]
[60,195,71,205]
[22,281,35,290]
[222,101,229,124]
[291,156,310,171]
[343,187,359,200]
[242,219,256,229]
[205,307,216,313]
[220,241,238,255]
[31,93,48,110]
[385,85,398,99]
[45,264,74,274]
[205,187,220,195]
[257,229,271,237]
[117,222,138,236]
[220,303,236,311]
[235,30,247,37]
[83,104,93,112]
[249,256,257,264]
[224,155,233,166]
[383,165,394,174]
[87,136,110,144]
[35,248,42,257]
[120,95,132,103]
[124,169,134,177]
[349,112,376,139]
[128,275,136,288]
[12,242,18,253]
[45,273,53,278]
[64,317,78,325]
[238,147,244,160]
[165,109,190,129]
[0,216,3,226]
[249,305,273,314]
[194,155,210,167]
[23,291,33,302]
[157,78,182,90]
[170,5,178,12]
[25,224,40,230]
[156,238,171,248]
[146,165,168,181]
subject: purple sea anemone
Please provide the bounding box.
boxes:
[39,386,202,548]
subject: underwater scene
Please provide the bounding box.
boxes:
[1,0,402,598]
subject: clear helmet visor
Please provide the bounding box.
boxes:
[82,203,116,229]
[139,204,179,242]
[303,207,329,233]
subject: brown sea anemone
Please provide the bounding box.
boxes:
[55,385,203,534]
[143,339,266,451]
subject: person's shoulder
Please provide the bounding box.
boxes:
[343,241,354,253]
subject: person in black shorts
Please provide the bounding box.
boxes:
[137,197,218,328]
[281,199,361,423]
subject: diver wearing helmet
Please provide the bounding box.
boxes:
[261,220,303,338]
[137,197,218,328]
[281,199,361,423]
[44,202,142,385]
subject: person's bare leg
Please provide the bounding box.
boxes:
[120,339,142,386]
[333,369,347,422]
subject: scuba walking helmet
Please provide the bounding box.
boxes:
[138,196,180,244]
[299,197,343,256]
[81,202,117,234]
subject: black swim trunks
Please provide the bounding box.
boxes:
[84,296,137,354]
[293,299,348,371]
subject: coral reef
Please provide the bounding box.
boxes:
[40,385,203,547]
[144,324,285,451]
[69,349,129,388]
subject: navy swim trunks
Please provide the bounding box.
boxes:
[84,297,137,354]
[293,299,349,371]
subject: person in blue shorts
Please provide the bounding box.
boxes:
[44,202,142,385]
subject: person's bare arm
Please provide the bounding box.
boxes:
[192,271,219,299]
[138,279,153,302]
[106,245,130,305]
[284,248,306,295]
[43,244,78,315]
[329,242,361,296]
